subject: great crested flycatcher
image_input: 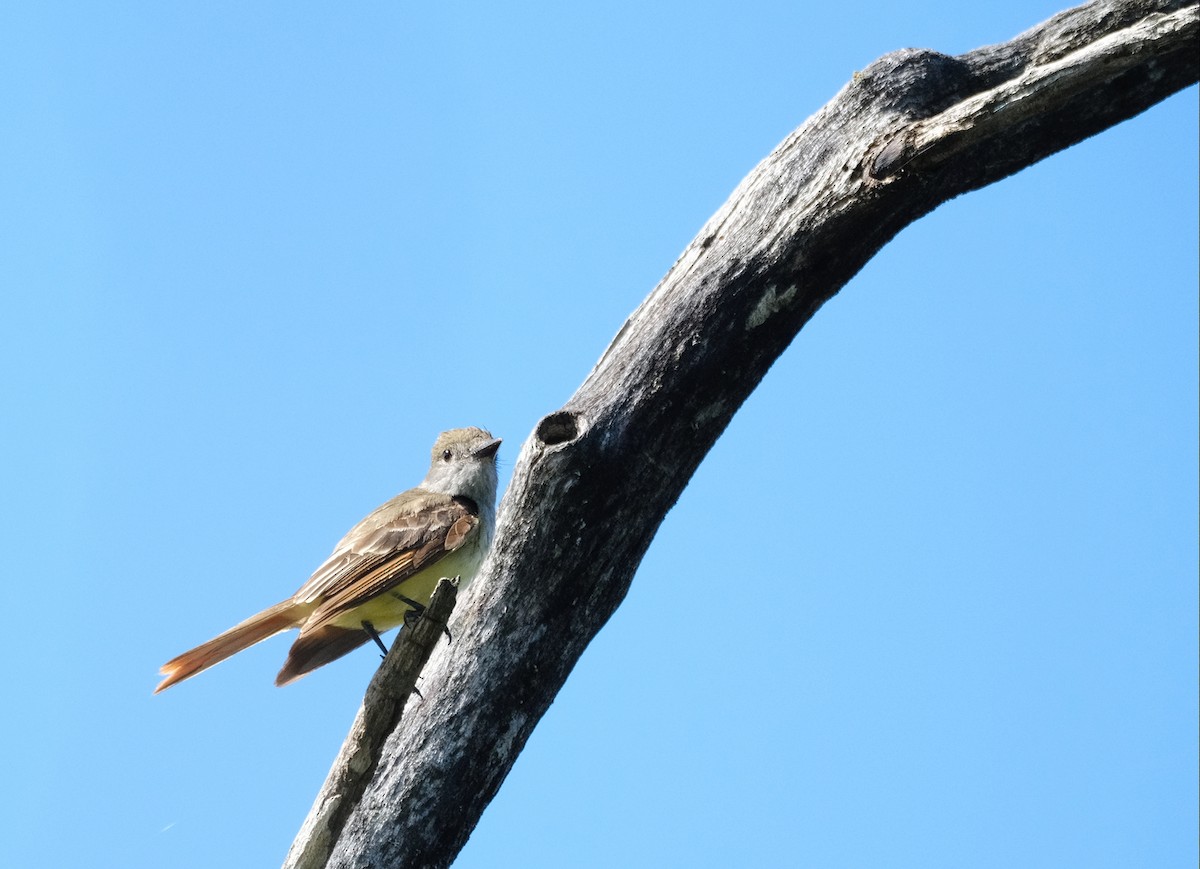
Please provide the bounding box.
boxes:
[155,427,501,691]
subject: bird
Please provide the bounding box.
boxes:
[155,427,501,691]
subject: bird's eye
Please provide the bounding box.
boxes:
[442,449,453,462]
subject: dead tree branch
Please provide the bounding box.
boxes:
[287,1,1197,866]
[285,579,458,869]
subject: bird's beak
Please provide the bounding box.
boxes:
[475,437,502,459]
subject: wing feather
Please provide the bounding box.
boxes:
[292,489,479,620]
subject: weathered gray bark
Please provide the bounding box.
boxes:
[287,1,1198,866]
[286,579,459,869]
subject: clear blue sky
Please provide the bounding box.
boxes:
[2,2,1195,867]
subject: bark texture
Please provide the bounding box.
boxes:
[285,579,458,869]
[288,2,1197,866]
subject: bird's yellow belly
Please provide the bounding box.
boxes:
[328,542,485,632]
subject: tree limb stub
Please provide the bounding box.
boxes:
[284,579,458,869]
[292,2,1197,866]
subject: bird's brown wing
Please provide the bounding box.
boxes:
[292,488,478,621]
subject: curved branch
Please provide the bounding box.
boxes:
[289,1,1197,866]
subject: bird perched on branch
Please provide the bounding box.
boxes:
[155,427,501,691]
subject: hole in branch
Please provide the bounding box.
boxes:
[537,411,580,446]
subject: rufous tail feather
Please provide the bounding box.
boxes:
[155,601,300,693]
[274,625,373,687]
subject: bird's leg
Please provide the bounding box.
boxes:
[390,589,453,641]
[362,618,422,697]
[361,620,389,658]
[391,592,425,612]
[390,592,428,630]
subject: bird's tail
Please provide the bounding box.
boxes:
[155,601,300,693]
